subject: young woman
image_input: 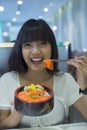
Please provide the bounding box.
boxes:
[0,19,87,129]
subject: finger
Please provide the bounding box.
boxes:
[74,56,87,63]
[69,56,87,67]
[67,60,81,69]
[68,59,83,67]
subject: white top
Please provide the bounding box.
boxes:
[0,71,82,127]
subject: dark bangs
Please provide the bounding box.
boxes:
[22,27,50,44]
[16,19,56,47]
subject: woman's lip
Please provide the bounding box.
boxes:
[30,58,44,65]
[31,58,43,62]
[31,58,42,61]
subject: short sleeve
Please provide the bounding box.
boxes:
[0,75,11,109]
[0,71,19,110]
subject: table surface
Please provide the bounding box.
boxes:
[4,122,87,130]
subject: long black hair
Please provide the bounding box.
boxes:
[8,19,59,73]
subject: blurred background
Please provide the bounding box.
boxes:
[0,0,87,51]
[0,0,87,123]
[0,0,87,73]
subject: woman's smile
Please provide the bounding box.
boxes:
[30,57,43,65]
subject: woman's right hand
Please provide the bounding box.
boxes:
[67,56,87,89]
[0,109,23,129]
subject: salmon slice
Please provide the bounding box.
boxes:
[43,59,53,70]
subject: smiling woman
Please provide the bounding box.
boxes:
[0,18,87,129]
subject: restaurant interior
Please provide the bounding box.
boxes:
[0,0,87,129]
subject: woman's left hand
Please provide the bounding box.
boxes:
[67,56,87,89]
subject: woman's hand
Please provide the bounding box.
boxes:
[0,109,23,129]
[67,56,87,90]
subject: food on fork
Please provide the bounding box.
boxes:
[43,59,53,70]
[43,58,67,70]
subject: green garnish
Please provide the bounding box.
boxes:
[31,95,39,99]
[24,86,30,91]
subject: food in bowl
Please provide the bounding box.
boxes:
[17,84,52,103]
[14,83,54,116]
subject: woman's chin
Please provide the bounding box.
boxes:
[31,67,45,72]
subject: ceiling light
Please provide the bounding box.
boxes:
[2,32,8,37]
[16,10,21,15]
[52,26,57,31]
[0,6,4,11]
[83,48,87,52]
[38,16,43,19]
[12,18,17,22]
[49,3,53,7]
[17,0,23,5]
[43,8,48,12]
[6,22,11,27]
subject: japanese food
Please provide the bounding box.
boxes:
[15,83,54,116]
[43,59,53,70]
[17,83,51,103]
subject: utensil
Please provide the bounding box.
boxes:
[51,59,68,62]
[43,59,68,70]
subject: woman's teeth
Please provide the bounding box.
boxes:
[31,58,42,62]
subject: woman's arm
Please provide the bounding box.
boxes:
[67,56,87,120]
[73,95,87,120]
[0,109,23,129]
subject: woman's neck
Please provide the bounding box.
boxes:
[19,69,53,85]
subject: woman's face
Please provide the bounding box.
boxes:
[22,41,51,71]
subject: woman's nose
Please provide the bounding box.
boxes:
[31,45,40,54]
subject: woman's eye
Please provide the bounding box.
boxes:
[23,43,30,47]
[26,43,30,46]
[40,41,47,45]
